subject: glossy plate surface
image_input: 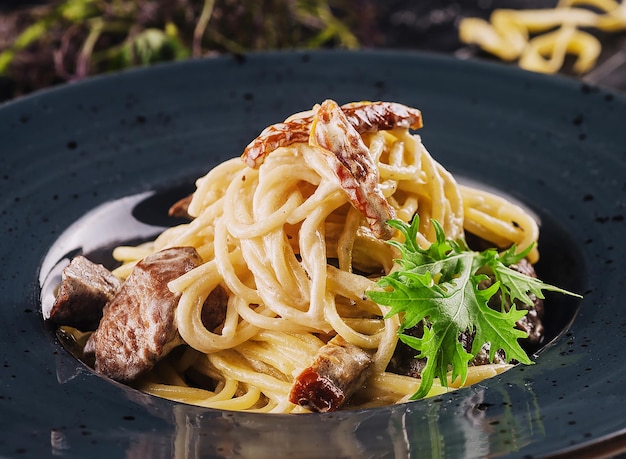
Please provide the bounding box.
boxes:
[1,51,625,459]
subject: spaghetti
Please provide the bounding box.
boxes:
[81,100,541,413]
[459,0,626,74]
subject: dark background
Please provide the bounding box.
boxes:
[1,0,625,102]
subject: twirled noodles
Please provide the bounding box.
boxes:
[108,100,538,413]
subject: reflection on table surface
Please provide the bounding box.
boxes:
[50,343,547,459]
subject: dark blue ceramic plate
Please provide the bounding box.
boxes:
[1,51,625,459]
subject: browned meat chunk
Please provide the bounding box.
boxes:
[241,101,423,169]
[46,256,121,330]
[460,332,507,366]
[289,335,372,412]
[242,116,311,169]
[340,100,423,132]
[388,327,509,379]
[201,285,228,332]
[84,247,203,382]
[310,99,396,239]
[168,194,193,220]
[386,322,427,379]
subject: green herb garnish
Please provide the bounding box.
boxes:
[367,217,581,400]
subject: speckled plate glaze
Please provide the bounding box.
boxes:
[1,51,625,459]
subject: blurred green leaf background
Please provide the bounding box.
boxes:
[0,0,382,100]
[7,1,621,101]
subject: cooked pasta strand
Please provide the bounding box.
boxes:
[104,101,541,413]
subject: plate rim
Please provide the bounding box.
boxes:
[1,49,625,458]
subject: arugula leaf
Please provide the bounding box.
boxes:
[367,216,581,400]
[481,246,578,310]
